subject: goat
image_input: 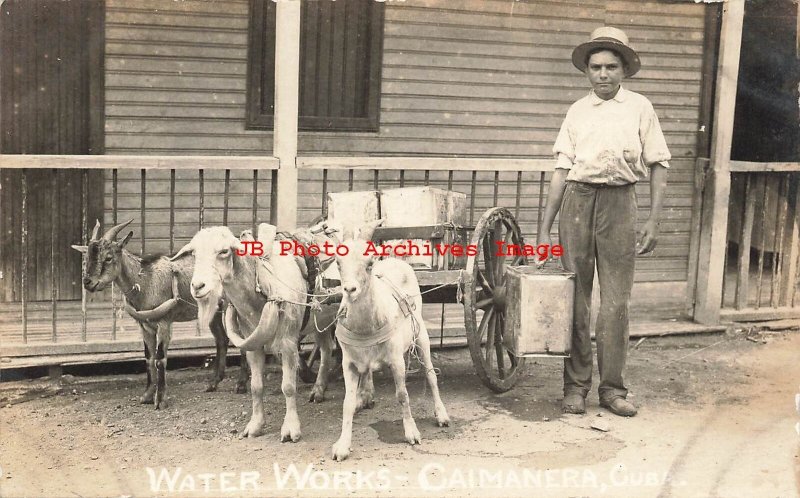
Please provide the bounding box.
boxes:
[173,224,333,441]
[328,219,450,462]
[72,219,248,409]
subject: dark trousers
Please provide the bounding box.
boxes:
[558,181,636,402]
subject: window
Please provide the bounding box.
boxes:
[246,0,384,132]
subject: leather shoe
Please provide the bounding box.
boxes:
[562,393,586,414]
[600,397,637,417]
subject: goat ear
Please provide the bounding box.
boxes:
[325,221,344,244]
[318,256,336,272]
[119,231,134,249]
[71,245,88,254]
[171,241,195,261]
[357,218,385,241]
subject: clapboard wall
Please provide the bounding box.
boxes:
[104,0,706,282]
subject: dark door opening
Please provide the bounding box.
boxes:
[1,0,105,302]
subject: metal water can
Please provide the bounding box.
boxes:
[503,265,574,357]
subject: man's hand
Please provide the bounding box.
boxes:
[637,219,659,254]
[535,233,553,267]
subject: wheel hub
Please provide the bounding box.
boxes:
[492,284,507,311]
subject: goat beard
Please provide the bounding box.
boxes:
[195,284,224,335]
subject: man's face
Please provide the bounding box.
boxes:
[587,50,625,100]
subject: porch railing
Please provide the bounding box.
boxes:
[719,165,800,321]
[1,154,555,363]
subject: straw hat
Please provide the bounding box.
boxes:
[571,26,641,77]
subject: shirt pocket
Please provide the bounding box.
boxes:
[622,145,641,168]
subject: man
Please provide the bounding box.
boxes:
[537,27,670,417]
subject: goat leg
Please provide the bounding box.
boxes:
[236,354,250,394]
[240,350,266,438]
[154,323,171,410]
[279,339,302,443]
[332,360,360,462]
[388,355,421,445]
[205,310,227,392]
[356,369,375,411]
[140,324,157,404]
[413,321,450,427]
[309,330,334,403]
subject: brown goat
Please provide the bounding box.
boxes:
[72,219,248,409]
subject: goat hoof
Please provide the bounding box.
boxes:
[436,408,450,427]
[140,390,155,404]
[404,426,421,445]
[280,425,302,443]
[204,382,219,393]
[280,432,302,443]
[309,388,325,403]
[331,441,351,462]
[240,421,265,438]
[235,382,248,394]
[154,399,169,410]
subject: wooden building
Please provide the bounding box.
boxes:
[1,0,798,364]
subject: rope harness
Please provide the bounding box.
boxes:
[334,273,419,348]
[122,271,181,323]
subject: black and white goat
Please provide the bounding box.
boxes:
[72,219,248,409]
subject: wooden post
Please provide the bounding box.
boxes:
[694,0,745,324]
[272,0,301,230]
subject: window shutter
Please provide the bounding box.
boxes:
[246,0,383,132]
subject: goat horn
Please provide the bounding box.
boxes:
[170,241,195,261]
[90,220,101,241]
[103,219,134,241]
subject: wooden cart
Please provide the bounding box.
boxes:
[299,206,531,393]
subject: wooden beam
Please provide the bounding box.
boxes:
[735,175,757,309]
[0,154,279,170]
[779,174,799,305]
[694,0,745,324]
[730,161,800,172]
[297,156,555,172]
[720,307,800,322]
[272,0,301,231]
[686,4,721,316]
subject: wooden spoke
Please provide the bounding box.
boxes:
[477,308,494,344]
[495,313,506,379]
[485,312,496,367]
[482,235,495,286]
[476,297,494,310]
[476,268,494,294]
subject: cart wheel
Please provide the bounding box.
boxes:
[463,207,527,392]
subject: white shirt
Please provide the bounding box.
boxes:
[553,87,671,185]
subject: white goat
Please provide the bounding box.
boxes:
[329,219,450,462]
[173,224,331,441]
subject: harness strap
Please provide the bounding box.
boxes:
[123,271,180,322]
[335,274,418,347]
[335,317,405,347]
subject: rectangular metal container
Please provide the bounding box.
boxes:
[379,186,467,270]
[326,190,380,230]
[504,265,574,357]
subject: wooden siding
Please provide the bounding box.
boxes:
[104,0,706,282]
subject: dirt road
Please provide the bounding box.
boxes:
[1,330,799,498]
